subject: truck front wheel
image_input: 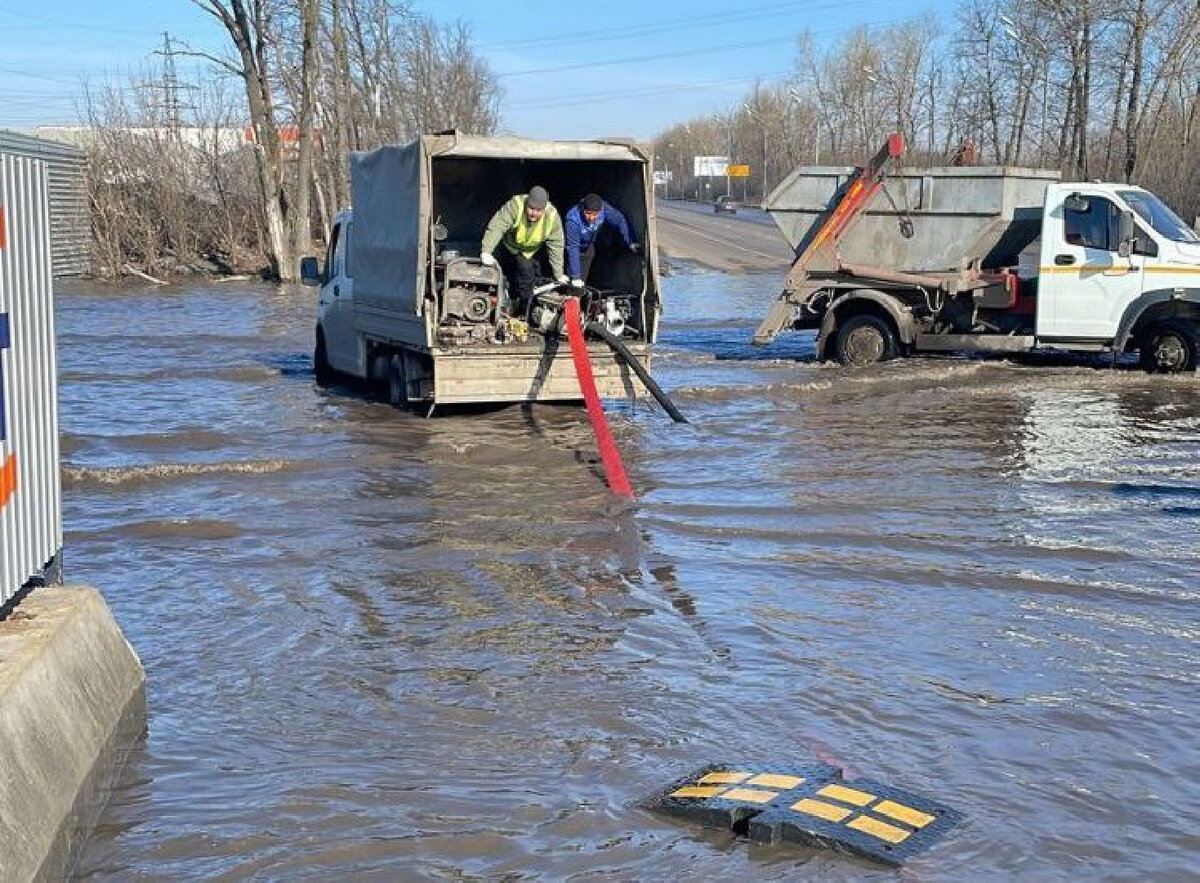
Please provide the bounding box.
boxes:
[314,330,332,387]
[832,314,898,366]
[1139,320,1200,373]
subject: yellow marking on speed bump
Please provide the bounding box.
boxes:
[874,799,936,829]
[847,814,913,844]
[747,773,805,790]
[670,785,727,799]
[723,787,779,804]
[792,798,853,822]
[818,783,876,806]
[699,771,751,785]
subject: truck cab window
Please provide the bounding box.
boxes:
[1064,197,1120,251]
[1132,223,1158,257]
[342,223,353,277]
[325,224,341,278]
[1119,189,1200,244]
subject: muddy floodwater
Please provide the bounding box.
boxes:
[60,269,1198,880]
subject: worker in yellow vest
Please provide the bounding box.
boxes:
[480,185,567,314]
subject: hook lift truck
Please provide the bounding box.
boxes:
[753,133,1200,372]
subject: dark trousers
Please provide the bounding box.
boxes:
[496,247,543,314]
[578,224,622,282]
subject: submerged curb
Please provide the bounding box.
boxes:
[0,586,145,881]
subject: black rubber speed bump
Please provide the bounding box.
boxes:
[642,763,842,834]
[644,765,961,867]
[747,778,962,866]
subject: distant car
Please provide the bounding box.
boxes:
[713,195,739,214]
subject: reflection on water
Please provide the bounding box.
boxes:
[60,272,1200,880]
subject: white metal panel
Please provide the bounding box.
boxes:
[0,152,63,604]
[0,131,89,277]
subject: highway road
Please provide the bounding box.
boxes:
[655,199,795,273]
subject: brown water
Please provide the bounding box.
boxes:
[60,270,1199,880]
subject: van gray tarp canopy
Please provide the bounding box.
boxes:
[351,141,425,316]
[423,133,648,162]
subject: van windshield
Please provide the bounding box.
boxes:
[1119,190,1200,244]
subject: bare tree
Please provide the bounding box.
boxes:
[190,0,320,280]
[79,72,265,278]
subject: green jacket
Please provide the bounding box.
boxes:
[481,195,565,276]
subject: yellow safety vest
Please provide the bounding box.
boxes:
[508,195,550,258]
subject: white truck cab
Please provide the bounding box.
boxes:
[305,209,359,382]
[1036,183,1200,350]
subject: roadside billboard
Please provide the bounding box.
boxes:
[694,156,728,177]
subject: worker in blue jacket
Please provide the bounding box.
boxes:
[564,193,640,287]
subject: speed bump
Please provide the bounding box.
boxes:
[644,764,961,867]
[644,763,842,834]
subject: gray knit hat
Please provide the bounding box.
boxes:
[526,185,549,209]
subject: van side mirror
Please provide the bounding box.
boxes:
[1117,210,1135,258]
[300,256,321,286]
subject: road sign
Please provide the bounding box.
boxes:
[728,164,751,177]
[694,155,728,177]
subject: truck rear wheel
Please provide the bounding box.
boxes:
[387,354,408,408]
[833,314,898,366]
[1139,320,1200,373]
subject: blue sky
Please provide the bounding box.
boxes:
[2,0,946,140]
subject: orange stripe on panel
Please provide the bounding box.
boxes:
[0,453,16,508]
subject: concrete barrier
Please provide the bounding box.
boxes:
[0,586,145,881]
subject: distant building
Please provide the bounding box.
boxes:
[0,131,89,277]
[37,124,319,161]
[35,125,251,155]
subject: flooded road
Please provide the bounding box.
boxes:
[61,269,1198,880]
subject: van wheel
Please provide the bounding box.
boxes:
[1139,320,1200,373]
[314,331,332,387]
[833,314,897,366]
[387,354,408,408]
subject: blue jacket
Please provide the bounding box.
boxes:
[564,199,634,278]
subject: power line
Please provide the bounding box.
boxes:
[494,12,931,80]
[0,4,149,36]
[485,0,879,52]
[499,34,798,79]
[0,64,90,86]
[506,72,792,111]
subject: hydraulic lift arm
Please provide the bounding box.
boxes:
[752,132,905,345]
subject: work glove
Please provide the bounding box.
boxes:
[629,242,642,254]
[556,273,570,286]
[480,252,496,266]
[570,278,585,288]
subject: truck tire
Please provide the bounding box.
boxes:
[832,314,898,366]
[314,330,332,387]
[387,354,408,408]
[1139,320,1200,373]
